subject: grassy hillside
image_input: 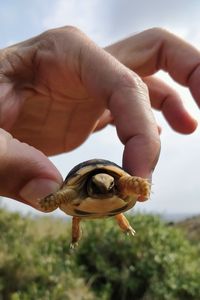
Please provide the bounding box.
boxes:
[175,215,200,243]
[0,208,199,300]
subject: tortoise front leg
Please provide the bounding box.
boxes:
[39,188,77,212]
[39,193,59,212]
[117,175,150,201]
[70,216,82,249]
[115,213,135,236]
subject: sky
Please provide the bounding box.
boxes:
[0,0,200,218]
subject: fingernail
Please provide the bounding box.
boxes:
[20,178,61,205]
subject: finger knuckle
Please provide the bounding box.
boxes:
[38,26,86,56]
[132,74,148,92]
[119,70,148,93]
[145,133,161,157]
[147,27,172,40]
[41,26,83,42]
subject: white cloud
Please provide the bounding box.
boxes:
[42,0,200,45]
[43,0,111,44]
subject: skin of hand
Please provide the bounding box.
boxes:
[0,26,159,210]
[0,27,198,211]
[105,27,199,134]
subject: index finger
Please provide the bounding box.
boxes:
[106,28,200,106]
[78,28,160,178]
[108,75,160,178]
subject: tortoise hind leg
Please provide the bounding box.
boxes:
[70,216,82,249]
[115,213,135,236]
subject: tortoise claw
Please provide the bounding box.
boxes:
[125,227,136,237]
[115,213,136,237]
[70,242,79,250]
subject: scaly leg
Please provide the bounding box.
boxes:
[115,213,135,236]
[39,188,77,212]
[117,175,150,201]
[70,216,82,249]
[39,193,59,212]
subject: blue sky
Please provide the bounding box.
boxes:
[0,0,200,217]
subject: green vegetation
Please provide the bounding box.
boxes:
[0,208,199,300]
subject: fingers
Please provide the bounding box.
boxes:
[106,27,200,107]
[108,78,160,178]
[78,33,160,177]
[0,129,62,210]
[94,107,163,135]
[143,76,198,134]
[94,73,198,136]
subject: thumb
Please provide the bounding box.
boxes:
[0,129,62,210]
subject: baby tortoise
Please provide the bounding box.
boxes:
[39,159,151,248]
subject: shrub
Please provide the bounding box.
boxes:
[75,214,200,300]
[0,208,199,300]
[0,209,95,300]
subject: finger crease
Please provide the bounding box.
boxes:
[185,61,200,86]
[157,94,170,112]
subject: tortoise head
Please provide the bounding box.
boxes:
[87,173,115,198]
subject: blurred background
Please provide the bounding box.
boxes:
[0,0,200,219]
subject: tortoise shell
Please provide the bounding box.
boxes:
[57,159,140,218]
[65,159,123,182]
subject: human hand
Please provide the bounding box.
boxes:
[105,28,198,134]
[0,26,159,209]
